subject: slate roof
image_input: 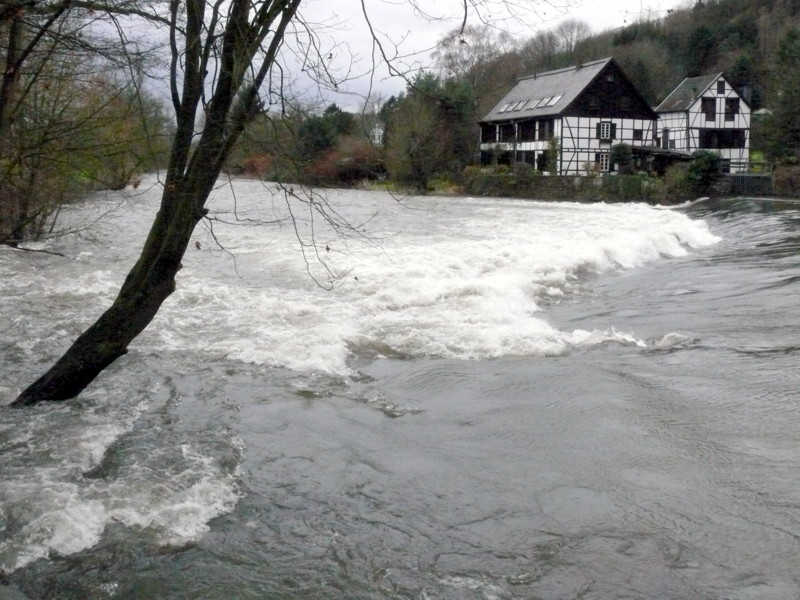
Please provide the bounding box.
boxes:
[654,73,721,113]
[481,57,614,123]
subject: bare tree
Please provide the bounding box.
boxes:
[0,0,170,244]
[11,0,575,406]
[553,18,590,55]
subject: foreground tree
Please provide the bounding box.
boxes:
[12,0,573,406]
[12,0,302,405]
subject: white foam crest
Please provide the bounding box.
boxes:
[0,399,242,574]
[101,442,242,543]
[568,327,647,348]
[125,195,721,372]
[48,270,121,298]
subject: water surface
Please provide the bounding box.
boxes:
[1,180,798,599]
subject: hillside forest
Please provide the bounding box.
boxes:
[3,0,800,245]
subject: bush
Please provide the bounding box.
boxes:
[512,161,536,183]
[687,150,721,192]
[611,143,634,174]
[773,165,800,197]
[662,163,694,199]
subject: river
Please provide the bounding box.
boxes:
[1,177,798,599]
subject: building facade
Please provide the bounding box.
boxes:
[654,73,751,173]
[479,58,751,175]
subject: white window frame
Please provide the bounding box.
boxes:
[597,152,610,172]
[599,121,613,140]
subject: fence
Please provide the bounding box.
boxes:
[724,173,774,196]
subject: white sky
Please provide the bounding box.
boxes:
[302,0,689,110]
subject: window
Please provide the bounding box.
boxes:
[546,94,563,107]
[480,124,496,144]
[717,80,725,95]
[518,120,536,142]
[725,98,740,121]
[596,121,616,140]
[538,118,555,141]
[595,152,610,172]
[699,129,746,149]
[498,103,513,113]
[661,128,670,149]
[701,98,716,121]
[537,97,552,107]
[499,123,515,142]
[633,129,643,141]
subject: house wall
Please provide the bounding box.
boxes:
[559,116,656,176]
[657,79,751,173]
[655,112,687,150]
[479,116,655,175]
[479,118,564,173]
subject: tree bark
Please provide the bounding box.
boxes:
[11,182,206,405]
[11,0,301,406]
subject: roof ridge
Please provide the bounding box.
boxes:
[517,57,612,82]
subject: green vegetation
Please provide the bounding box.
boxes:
[1,5,172,246]
[5,0,800,248]
[223,0,800,199]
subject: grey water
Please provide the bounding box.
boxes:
[1,181,798,599]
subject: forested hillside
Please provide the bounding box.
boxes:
[4,0,800,247]
[228,0,800,192]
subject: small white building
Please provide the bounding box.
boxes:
[654,73,751,173]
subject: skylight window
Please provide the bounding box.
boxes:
[498,102,513,113]
[536,97,552,107]
[546,94,563,107]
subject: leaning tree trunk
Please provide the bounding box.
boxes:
[10,177,208,406]
[11,0,301,407]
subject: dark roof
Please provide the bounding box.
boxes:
[481,57,614,122]
[654,73,721,113]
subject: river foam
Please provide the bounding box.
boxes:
[0,178,720,574]
[134,182,720,374]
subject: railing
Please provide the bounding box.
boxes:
[725,173,774,196]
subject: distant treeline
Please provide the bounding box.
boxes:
[5,0,800,246]
[228,0,800,194]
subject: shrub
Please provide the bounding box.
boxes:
[611,143,634,174]
[687,150,721,192]
[773,165,800,197]
[662,163,694,199]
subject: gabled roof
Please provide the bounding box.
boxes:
[654,73,721,113]
[481,57,614,123]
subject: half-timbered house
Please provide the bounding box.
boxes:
[478,57,657,175]
[654,73,750,173]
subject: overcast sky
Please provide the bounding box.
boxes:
[301,0,689,110]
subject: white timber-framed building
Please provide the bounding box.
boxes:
[654,73,751,173]
[479,58,752,176]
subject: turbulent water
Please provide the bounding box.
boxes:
[0,177,798,599]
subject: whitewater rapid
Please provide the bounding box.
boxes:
[0,177,721,576]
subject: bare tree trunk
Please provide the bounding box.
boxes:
[11,180,205,405]
[11,0,301,406]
